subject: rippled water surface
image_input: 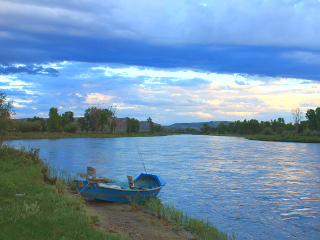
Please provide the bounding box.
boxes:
[5,135,320,239]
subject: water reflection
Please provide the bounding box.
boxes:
[5,135,320,240]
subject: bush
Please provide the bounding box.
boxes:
[302,129,312,136]
[310,130,320,137]
[16,121,43,133]
[281,130,295,137]
[261,127,273,135]
[64,122,79,133]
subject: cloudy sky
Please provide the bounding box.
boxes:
[1,0,319,125]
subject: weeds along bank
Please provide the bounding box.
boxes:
[0,145,128,240]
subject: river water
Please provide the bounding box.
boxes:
[5,135,320,240]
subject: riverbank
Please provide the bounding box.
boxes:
[244,134,320,143]
[209,133,320,143]
[83,197,194,239]
[4,132,168,140]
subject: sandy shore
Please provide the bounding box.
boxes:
[84,197,197,240]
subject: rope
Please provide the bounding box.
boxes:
[75,180,91,196]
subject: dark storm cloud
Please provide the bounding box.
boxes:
[1,31,319,80]
[1,0,320,81]
[0,65,59,76]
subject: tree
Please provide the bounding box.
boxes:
[306,107,320,131]
[107,106,118,134]
[216,123,228,134]
[0,92,15,147]
[77,117,88,132]
[61,111,74,128]
[291,108,303,134]
[147,117,154,133]
[125,117,140,133]
[82,106,117,133]
[84,107,101,133]
[48,107,61,132]
[200,123,211,134]
[100,109,112,133]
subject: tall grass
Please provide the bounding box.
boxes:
[136,198,235,240]
[0,145,129,240]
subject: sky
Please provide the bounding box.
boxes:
[1,0,320,125]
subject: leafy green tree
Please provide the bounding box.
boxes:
[247,119,261,134]
[306,107,320,131]
[154,125,164,133]
[147,117,154,133]
[61,111,74,128]
[84,107,100,133]
[216,123,228,134]
[0,92,15,147]
[99,109,112,132]
[125,117,140,133]
[185,127,197,134]
[48,107,61,132]
[77,117,88,132]
[200,123,211,134]
[83,107,118,133]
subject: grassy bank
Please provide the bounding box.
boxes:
[0,145,129,240]
[244,134,320,143]
[5,132,168,140]
[209,133,320,143]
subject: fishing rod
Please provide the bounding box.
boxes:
[136,145,152,188]
[136,145,148,175]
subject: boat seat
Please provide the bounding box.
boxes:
[87,167,105,182]
[127,175,147,190]
[127,175,135,188]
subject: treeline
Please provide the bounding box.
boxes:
[11,106,161,134]
[198,107,320,137]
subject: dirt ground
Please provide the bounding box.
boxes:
[84,198,197,240]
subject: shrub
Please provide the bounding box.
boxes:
[16,121,43,133]
[64,123,79,133]
[281,130,295,137]
[261,127,273,135]
[310,130,320,137]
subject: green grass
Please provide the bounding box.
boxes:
[133,198,235,240]
[245,134,320,143]
[5,131,168,140]
[0,145,129,240]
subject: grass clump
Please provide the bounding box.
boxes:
[135,198,234,240]
[0,145,128,240]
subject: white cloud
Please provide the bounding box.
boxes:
[4,61,320,124]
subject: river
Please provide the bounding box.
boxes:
[5,135,320,240]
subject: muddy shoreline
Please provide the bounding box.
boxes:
[84,197,197,240]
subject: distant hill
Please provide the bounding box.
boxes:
[163,121,231,130]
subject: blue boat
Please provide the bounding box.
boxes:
[75,167,166,203]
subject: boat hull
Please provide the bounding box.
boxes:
[75,173,165,203]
